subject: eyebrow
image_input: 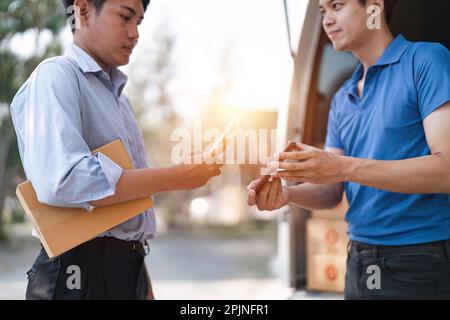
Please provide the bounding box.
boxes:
[119,5,144,20]
[319,0,335,10]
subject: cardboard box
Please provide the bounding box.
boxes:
[16,140,153,258]
[306,217,349,293]
[307,253,347,293]
[311,194,349,219]
[307,217,349,256]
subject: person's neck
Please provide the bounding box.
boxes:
[352,28,394,75]
[73,37,111,73]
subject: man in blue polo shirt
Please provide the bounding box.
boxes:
[247,0,450,299]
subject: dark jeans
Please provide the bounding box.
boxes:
[345,239,450,300]
[25,237,149,300]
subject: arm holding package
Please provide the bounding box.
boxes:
[10,61,123,212]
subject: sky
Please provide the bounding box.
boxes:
[134,0,307,118]
[9,0,308,118]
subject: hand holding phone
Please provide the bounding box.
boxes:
[252,141,297,194]
[203,120,235,164]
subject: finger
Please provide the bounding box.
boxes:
[269,161,310,171]
[257,182,271,209]
[247,188,257,206]
[285,141,298,151]
[277,151,314,162]
[280,176,309,182]
[294,142,314,151]
[246,179,260,192]
[206,163,224,171]
[274,171,311,178]
[211,162,224,169]
[267,178,280,206]
[274,178,286,205]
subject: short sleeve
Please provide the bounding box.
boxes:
[325,97,345,151]
[414,43,450,119]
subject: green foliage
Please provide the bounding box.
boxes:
[0,0,67,104]
[0,0,68,239]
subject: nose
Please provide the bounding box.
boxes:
[128,23,139,43]
[322,11,335,29]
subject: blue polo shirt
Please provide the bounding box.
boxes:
[325,34,450,245]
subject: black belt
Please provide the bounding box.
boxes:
[74,237,150,256]
[348,238,450,260]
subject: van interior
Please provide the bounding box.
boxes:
[290,0,450,291]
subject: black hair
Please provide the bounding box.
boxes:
[357,0,397,22]
[62,0,150,17]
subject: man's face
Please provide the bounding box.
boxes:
[319,0,370,52]
[84,0,144,69]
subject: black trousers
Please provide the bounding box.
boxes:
[345,239,450,300]
[26,237,149,300]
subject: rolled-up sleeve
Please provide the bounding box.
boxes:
[12,61,123,211]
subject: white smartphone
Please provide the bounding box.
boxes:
[203,120,235,162]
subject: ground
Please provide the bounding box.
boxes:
[0,222,342,300]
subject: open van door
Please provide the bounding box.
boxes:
[277,0,450,293]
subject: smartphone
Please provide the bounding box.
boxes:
[252,141,297,194]
[203,120,235,163]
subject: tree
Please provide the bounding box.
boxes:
[0,0,67,240]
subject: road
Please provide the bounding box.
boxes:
[0,223,294,300]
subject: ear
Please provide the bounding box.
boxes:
[73,0,92,28]
[366,0,385,15]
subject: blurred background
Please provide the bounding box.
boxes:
[0,0,310,299]
[2,0,449,302]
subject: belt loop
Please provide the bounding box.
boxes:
[143,240,150,256]
[347,241,351,255]
[374,245,384,268]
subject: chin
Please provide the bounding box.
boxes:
[120,58,130,66]
[332,40,350,52]
[114,57,130,68]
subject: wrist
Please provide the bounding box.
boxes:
[155,166,180,193]
[283,185,292,204]
[339,156,358,182]
[166,165,183,191]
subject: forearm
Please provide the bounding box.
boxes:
[286,182,343,211]
[90,167,177,207]
[342,154,450,194]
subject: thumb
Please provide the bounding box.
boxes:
[293,142,311,152]
[247,188,256,206]
[246,179,259,191]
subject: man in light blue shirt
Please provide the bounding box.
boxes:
[11,0,222,300]
[247,0,450,299]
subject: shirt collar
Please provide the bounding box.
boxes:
[344,34,410,96]
[64,43,128,97]
[373,34,410,67]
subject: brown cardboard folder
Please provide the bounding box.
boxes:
[16,139,153,258]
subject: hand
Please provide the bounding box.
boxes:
[247,178,289,211]
[172,152,223,190]
[270,142,346,184]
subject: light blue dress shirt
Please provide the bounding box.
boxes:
[10,43,156,242]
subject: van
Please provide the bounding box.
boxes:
[276,0,450,294]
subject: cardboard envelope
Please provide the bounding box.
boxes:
[16,139,153,258]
